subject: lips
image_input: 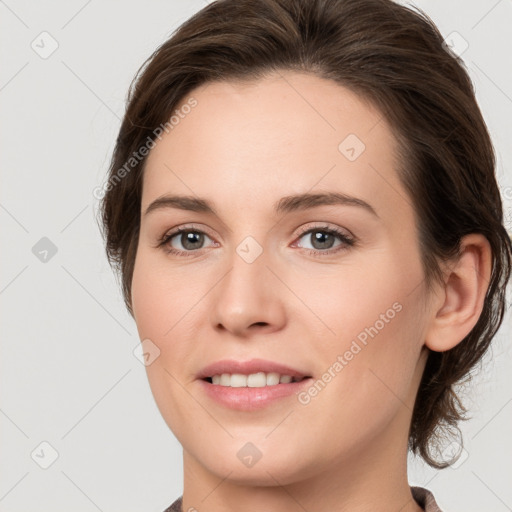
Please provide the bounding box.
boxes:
[197,358,311,381]
[197,358,314,411]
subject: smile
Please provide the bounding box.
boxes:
[204,372,309,388]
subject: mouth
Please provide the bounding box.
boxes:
[202,372,312,388]
[197,364,314,411]
[197,358,312,389]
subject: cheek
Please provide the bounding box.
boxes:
[131,249,210,388]
[294,255,419,351]
[348,305,425,415]
[302,253,426,406]
[131,249,196,340]
[291,292,425,459]
[131,252,199,434]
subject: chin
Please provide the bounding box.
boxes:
[205,458,305,486]
[187,438,316,485]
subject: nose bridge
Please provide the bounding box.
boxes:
[209,232,286,335]
[222,234,272,304]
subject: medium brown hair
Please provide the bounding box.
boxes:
[97,0,512,468]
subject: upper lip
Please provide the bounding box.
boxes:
[197,358,311,380]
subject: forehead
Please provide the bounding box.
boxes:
[141,71,410,221]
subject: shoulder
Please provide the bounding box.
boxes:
[411,486,443,512]
[163,495,182,512]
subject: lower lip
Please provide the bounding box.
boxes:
[198,378,313,411]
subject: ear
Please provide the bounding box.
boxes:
[425,234,492,352]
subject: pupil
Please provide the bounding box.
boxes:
[182,231,203,250]
[312,231,334,249]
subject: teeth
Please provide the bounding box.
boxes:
[209,372,299,387]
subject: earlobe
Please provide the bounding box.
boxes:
[425,234,492,352]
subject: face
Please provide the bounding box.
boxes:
[131,71,432,484]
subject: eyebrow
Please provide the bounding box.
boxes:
[143,191,378,218]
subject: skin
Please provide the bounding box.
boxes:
[131,71,492,512]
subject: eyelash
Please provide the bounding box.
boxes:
[156,224,355,259]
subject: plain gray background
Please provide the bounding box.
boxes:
[1,1,511,511]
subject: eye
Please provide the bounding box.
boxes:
[293,225,355,256]
[157,226,217,257]
[156,223,355,258]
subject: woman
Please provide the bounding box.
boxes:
[98,0,511,510]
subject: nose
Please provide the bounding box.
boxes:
[209,242,287,338]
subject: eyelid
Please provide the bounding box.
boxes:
[158,221,353,240]
[290,223,355,254]
[154,223,219,257]
[294,222,354,240]
[157,221,356,257]
[158,223,217,243]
